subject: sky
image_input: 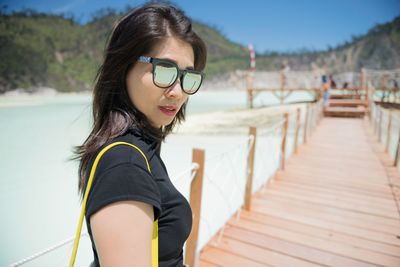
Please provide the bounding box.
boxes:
[1,0,400,53]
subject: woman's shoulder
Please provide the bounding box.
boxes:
[93,129,158,174]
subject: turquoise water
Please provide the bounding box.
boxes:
[0,90,313,266]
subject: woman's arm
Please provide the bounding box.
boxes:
[90,200,154,267]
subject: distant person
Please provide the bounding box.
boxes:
[322,74,331,107]
[329,75,336,89]
[71,2,206,267]
[341,81,349,95]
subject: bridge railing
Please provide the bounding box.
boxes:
[369,101,400,169]
[365,68,400,104]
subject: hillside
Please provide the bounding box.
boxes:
[257,16,400,72]
[0,9,399,93]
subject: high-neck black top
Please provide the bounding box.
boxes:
[84,128,193,266]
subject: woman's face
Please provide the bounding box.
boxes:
[126,37,194,128]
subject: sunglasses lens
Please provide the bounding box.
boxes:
[154,62,178,87]
[183,72,203,94]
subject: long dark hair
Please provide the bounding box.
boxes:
[74,2,207,195]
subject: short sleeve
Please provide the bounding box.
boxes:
[85,162,162,221]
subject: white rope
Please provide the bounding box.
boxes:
[252,134,281,189]
[171,163,199,184]
[205,135,250,163]
[8,233,88,267]
[258,119,286,136]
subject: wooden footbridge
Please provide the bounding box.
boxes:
[193,85,400,266]
[198,116,400,267]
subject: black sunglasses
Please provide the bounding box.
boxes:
[138,56,204,95]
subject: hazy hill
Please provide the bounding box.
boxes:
[0,9,399,93]
[256,16,400,73]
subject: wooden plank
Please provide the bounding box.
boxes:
[207,235,321,267]
[329,94,363,100]
[199,246,270,267]
[276,173,394,199]
[262,187,398,218]
[227,217,400,266]
[199,260,222,267]
[274,179,396,206]
[253,197,400,232]
[329,99,368,107]
[270,182,398,213]
[250,201,400,246]
[237,210,400,257]
[224,223,382,267]
[281,169,389,187]
[324,107,366,118]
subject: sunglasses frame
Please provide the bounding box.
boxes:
[138,56,204,95]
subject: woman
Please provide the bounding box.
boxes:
[74,2,207,266]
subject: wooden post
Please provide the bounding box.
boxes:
[247,88,253,109]
[185,149,205,267]
[378,107,383,142]
[371,104,375,132]
[294,108,301,153]
[244,127,257,211]
[309,104,315,134]
[395,132,400,167]
[280,113,289,170]
[318,100,323,124]
[386,110,392,153]
[246,72,254,109]
[374,106,379,135]
[280,69,285,104]
[304,104,310,144]
[366,71,371,116]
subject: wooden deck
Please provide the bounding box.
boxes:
[199,118,400,267]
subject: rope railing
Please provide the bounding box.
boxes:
[369,102,400,166]
[171,163,199,186]
[196,134,251,250]
[368,96,400,221]
[364,68,400,104]
[252,122,283,194]
[8,233,89,267]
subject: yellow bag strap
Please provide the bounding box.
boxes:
[69,141,158,267]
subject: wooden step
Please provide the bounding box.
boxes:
[329,94,363,100]
[323,107,365,118]
[329,99,368,107]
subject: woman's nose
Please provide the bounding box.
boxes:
[165,77,184,98]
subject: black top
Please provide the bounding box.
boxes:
[84,128,193,267]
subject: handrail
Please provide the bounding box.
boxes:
[369,101,400,167]
[8,233,88,267]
